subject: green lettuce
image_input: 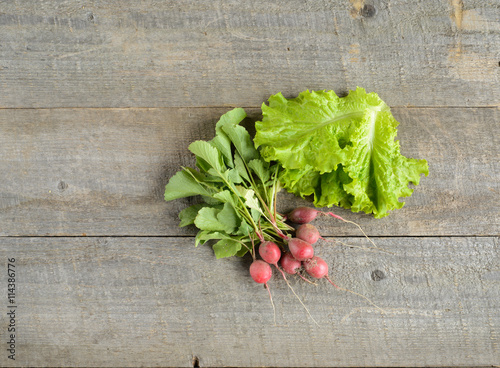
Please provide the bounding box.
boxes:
[254,87,428,218]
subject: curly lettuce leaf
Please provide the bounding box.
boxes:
[255,87,428,218]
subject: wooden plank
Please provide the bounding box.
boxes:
[0,0,498,108]
[0,106,498,237]
[0,236,499,367]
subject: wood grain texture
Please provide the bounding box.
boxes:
[0,0,499,108]
[1,1,500,366]
[0,236,499,367]
[0,106,498,237]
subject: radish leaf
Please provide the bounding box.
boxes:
[213,239,243,259]
[165,107,293,259]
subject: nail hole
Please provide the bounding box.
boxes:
[192,356,200,368]
[57,181,68,191]
[360,4,377,18]
[371,269,385,281]
[87,12,95,22]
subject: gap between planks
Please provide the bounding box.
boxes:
[0,105,498,110]
[0,235,495,238]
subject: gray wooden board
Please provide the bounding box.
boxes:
[1,1,500,366]
[0,107,498,237]
[0,236,499,367]
[0,0,499,108]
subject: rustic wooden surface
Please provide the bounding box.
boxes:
[0,236,499,367]
[0,107,498,237]
[0,0,499,108]
[1,0,499,367]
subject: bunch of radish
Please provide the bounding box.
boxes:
[163,102,419,323]
[249,206,383,320]
[250,207,341,288]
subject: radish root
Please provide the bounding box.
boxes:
[324,212,378,249]
[326,276,385,313]
[320,236,395,255]
[265,283,277,326]
[297,272,317,285]
[275,265,319,326]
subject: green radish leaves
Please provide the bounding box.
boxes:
[164,108,291,259]
[254,88,429,218]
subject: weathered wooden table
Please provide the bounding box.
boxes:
[1,1,499,367]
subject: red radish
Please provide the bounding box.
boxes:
[303,256,338,287]
[280,252,302,275]
[288,206,349,224]
[249,259,277,324]
[280,252,316,285]
[287,207,319,224]
[303,256,328,279]
[296,223,320,244]
[288,207,377,248]
[288,238,314,261]
[249,260,272,284]
[303,256,384,312]
[258,241,281,265]
[259,241,290,282]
